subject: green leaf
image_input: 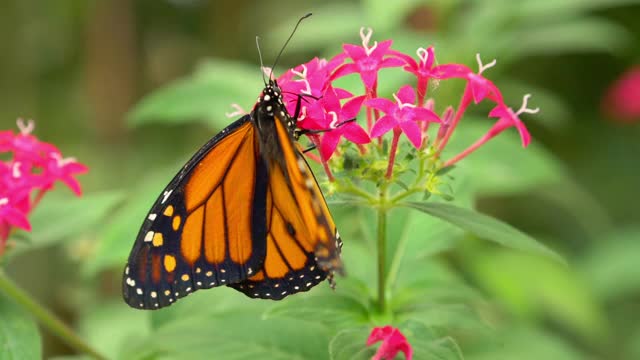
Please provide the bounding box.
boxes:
[444,120,567,196]
[0,296,42,360]
[362,0,426,32]
[264,293,370,329]
[465,326,586,360]
[465,250,609,344]
[580,227,640,300]
[10,190,124,257]
[267,4,363,54]
[86,167,176,276]
[402,201,564,264]
[77,301,150,360]
[126,311,331,360]
[127,59,261,129]
[506,18,631,59]
[401,321,464,360]
[329,327,375,360]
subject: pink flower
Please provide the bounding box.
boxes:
[602,65,640,123]
[332,28,404,90]
[368,85,441,148]
[392,46,436,100]
[0,119,87,253]
[40,153,89,196]
[0,197,31,232]
[366,326,413,360]
[487,94,537,147]
[443,94,538,167]
[306,87,370,160]
[433,54,503,106]
[0,119,61,167]
[277,55,349,121]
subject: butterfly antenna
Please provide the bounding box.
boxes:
[256,36,267,85]
[269,12,312,81]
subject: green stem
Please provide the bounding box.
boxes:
[0,270,107,360]
[376,188,388,313]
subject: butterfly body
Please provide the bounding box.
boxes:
[123,81,343,309]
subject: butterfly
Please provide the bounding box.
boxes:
[122,74,344,309]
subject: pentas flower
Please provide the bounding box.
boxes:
[0,119,87,254]
[0,120,60,167]
[41,153,89,196]
[246,28,538,185]
[306,87,370,160]
[392,46,436,103]
[432,54,503,106]
[332,28,404,91]
[368,85,441,149]
[277,55,349,118]
[602,65,640,123]
[443,94,538,167]
[366,326,413,360]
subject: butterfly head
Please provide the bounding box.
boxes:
[259,80,285,116]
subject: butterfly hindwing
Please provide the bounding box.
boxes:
[123,116,268,309]
[228,111,343,299]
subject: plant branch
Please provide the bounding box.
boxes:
[0,270,106,360]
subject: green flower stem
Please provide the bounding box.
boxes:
[376,204,387,313]
[0,270,106,360]
[375,181,391,313]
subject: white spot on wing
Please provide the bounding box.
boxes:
[148,213,157,221]
[144,231,154,242]
[161,190,173,204]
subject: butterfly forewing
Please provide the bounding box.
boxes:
[123,117,268,309]
[124,81,344,309]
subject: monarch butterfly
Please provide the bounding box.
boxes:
[122,18,343,310]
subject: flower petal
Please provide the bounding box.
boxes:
[370,115,397,138]
[412,108,441,123]
[360,70,378,90]
[399,121,422,148]
[343,123,371,144]
[341,95,366,119]
[366,98,396,114]
[319,132,342,160]
[343,44,366,61]
[396,85,416,105]
[371,40,393,59]
[330,63,358,81]
[431,64,471,79]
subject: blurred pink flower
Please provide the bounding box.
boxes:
[602,65,640,123]
[366,325,413,360]
[0,119,87,254]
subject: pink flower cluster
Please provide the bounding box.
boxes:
[0,119,87,253]
[366,325,413,360]
[274,28,539,178]
[602,65,640,123]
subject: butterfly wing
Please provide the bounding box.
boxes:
[229,114,343,299]
[123,116,269,309]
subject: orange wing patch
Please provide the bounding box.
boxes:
[229,116,342,300]
[123,118,269,309]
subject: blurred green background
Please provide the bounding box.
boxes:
[1,0,639,359]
